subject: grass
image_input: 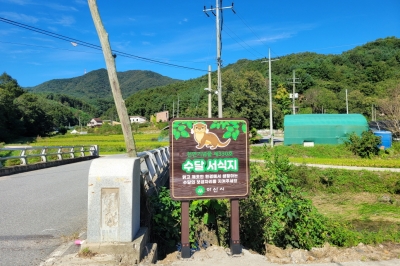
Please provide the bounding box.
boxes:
[3,129,400,246]
[251,142,400,168]
[287,163,400,244]
[78,247,97,258]
[0,128,168,166]
[2,131,168,156]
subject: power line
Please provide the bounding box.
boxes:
[223,24,265,58]
[0,40,103,54]
[0,16,207,73]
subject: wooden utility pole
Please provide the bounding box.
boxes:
[88,0,136,157]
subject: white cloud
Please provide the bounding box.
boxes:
[45,3,78,12]
[28,61,42,65]
[47,26,58,32]
[0,0,32,5]
[75,0,86,5]
[54,16,75,26]
[0,11,38,23]
[179,18,188,25]
[142,32,155,37]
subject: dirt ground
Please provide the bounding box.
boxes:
[46,241,400,265]
[157,242,400,265]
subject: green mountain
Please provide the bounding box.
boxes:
[27,69,180,101]
[122,37,400,130]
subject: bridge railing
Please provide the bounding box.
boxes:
[0,145,99,167]
[137,147,170,195]
[0,145,170,194]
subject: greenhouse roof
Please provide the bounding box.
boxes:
[284,114,367,126]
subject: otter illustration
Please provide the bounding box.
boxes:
[190,123,231,150]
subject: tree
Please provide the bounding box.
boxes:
[15,93,54,137]
[377,83,400,138]
[222,70,268,129]
[0,73,25,141]
[303,88,339,113]
[274,83,291,115]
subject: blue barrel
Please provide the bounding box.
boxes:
[374,131,392,149]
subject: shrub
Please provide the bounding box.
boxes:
[249,127,261,144]
[58,126,67,135]
[240,149,354,252]
[344,131,380,158]
[149,147,357,257]
[148,187,229,258]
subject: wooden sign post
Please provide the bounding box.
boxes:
[170,118,249,257]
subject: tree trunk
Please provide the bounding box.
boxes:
[88,0,137,157]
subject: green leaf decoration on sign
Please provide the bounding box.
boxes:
[181,130,190,138]
[223,131,232,138]
[241,123,247,133]
[173,130,181,140]
[232,129,240,140]
[227,126,234,132]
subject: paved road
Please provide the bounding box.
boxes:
[0,160,91,266]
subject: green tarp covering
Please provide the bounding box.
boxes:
[283,114,368,145]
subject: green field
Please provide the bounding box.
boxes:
[0,131,168,166]
[30,132,168,154]
[251,142,400,168]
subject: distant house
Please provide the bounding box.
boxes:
[87,118,103,127]
[155,111,169,122]
[102,120,121,126]
[70,129,78,134]
[129,116,147,123]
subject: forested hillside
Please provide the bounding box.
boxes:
[0,73,92,142]
[28,69,180,102]
[2,37,399,142]
[123,37,400,132]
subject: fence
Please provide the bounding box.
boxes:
[137,147,170,195]
[0,145,170,193]
[0,145,99,167]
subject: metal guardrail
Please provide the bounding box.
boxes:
[0,145,170,194]
[137,147,170,195]
[0,145,99,167]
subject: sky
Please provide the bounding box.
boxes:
[0,0,399,88]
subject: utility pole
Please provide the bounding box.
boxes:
[288,70,300,115]
[203,1,235,118]
[177,96,180,118]
[262,49,279,147]
[207,65,212,118]
[346,89,349,114]
[88,0,136,157]
[173,101,175,118]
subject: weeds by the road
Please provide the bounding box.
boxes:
[78,247,97,258]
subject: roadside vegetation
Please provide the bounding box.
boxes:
[148,147,400,258]
[2,125,399,258]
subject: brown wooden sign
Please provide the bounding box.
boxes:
[169,118,249,200]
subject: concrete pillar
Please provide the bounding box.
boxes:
[87,157,141,242]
